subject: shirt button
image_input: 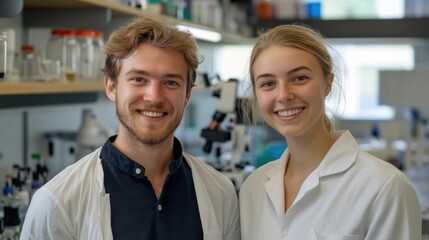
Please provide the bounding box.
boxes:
[157,204,162,211]
[135,168,142,174]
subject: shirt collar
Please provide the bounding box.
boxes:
[100,135,184,178]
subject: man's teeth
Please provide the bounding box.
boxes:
[278,109,302,117]
[143,111,163,117]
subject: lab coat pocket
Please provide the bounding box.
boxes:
[307,228,360,240]
[203,231,222,240]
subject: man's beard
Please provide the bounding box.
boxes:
[116,102,182,145]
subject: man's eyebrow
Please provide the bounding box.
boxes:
[125,69,185,82]
[125,69,149,76]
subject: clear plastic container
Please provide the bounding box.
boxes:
[47,29,65,63]
[76,30,95,80]
[63,30,80,82]
[93,31,105,79]
[20,45,37,82]
[47,29,66,81]
[0,31,7,80]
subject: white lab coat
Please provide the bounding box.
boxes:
[20,149,240,240]
[239,130,422,240]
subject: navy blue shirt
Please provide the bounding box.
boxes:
[100,136,203,240]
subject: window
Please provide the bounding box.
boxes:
[328,42,414,120]
[213,42,414,121]
[321,0,405,19]
[212,45,253,97]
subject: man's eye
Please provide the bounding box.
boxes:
[165,80,180,87]
[130,77,145,84]
[131,77,142,82]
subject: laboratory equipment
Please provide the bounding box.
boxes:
[63,30,80,81]
[76,109,114,160]
[4,28,19,82]
[19,45,37,82]
[93,31,105,78]
[76,30,96,80]
[43,132,75,178]
[200,78,252,190]
[379,70,429,171]
[47,29,65,66]
[0,31,6,80]
[47,29,66,81]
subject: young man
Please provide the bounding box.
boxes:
[20,17,240,240]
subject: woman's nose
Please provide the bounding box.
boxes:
[278,85,295,102]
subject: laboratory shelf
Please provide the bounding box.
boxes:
[0,81,105,95]
[254,18,429,38]
[23,0,254,44]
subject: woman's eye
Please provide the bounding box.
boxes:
[295,75,308,82]
[260,81,275,89]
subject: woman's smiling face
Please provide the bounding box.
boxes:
[253,46,332,139]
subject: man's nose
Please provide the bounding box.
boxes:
[144,83,164,103]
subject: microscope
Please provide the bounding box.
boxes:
[200,77,251,191]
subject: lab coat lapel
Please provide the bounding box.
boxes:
[97,157,113,240]
[186,156,221,234]
[99,193,112,240]
[264,150,288,220]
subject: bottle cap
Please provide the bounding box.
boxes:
[76,30,95,38]
[21,45,34,53]
[51,29,66,36]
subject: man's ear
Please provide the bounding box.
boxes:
[105,76,116,101]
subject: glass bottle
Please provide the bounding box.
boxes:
[19,45,37,82]
[63,30,80,82]
[45,29,66,82]
[76,30,95,80]
[0,31,7,81]
[93,31,105,79]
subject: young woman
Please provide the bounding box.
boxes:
[239,24,422,240]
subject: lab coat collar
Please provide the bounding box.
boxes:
[317,130,358,178]
[264,130,358,180]
[263,130,358,219]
